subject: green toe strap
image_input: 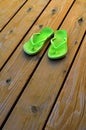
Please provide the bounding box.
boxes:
[30,33,47,46]
[23,27,54,55]
[51,37,67,49]
[48,30,68,59]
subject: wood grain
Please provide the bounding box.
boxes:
[0,0,75,127]
[0,0,75,126]
[2,0,86,129]
[0,0,73,126]
[45,36,86,130]
[0,0,51,69]
[0,0,27,31]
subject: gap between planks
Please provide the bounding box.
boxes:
[0,0,28,32]
[1,0,86,130]
[0,0,52,70]
[45,34,86,130]
[0,0,76,127]
[43,31,86,130]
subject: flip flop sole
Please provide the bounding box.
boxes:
[48,30,68,59]
[23,27,54,55]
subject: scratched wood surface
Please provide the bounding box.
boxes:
[0,0,86,129]
[0,0,27,31]
[45,36,86,130]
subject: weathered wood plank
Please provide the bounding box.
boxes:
[2,0,86,129]
[0,0,51,69]
[45,36,86,130]
[0,0,75,126]
[0,0,27,31]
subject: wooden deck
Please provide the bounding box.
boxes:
[0,0,86,130]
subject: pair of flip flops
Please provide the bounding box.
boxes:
[23,27,68,59]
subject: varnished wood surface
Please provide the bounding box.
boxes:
[45,36,86,130]
[0,0,27,31]
[0,0,86,130]
[0,0,75,125]
[0,0,51,69]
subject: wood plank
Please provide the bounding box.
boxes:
[2,0,86,129]
[0,0,27,31]
[0,0,75,126]
[45,36,86,130]
[0,0,51,69]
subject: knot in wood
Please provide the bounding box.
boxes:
[27,7,32,13]
[78,17,83,25]
[74,40,78,45]
[51,8,57,14]
[31,106,38,113]
[9,29,13,34]
[39,24,43,29]
[6,77,11,84]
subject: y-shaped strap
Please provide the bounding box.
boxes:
[51,37,67,49]
[30,33,47,46]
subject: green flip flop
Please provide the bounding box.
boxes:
[23,27,54,55]
[48,30,68,59]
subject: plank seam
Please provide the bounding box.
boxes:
[42,0,76,60]
[0,0,52,128]
[0,0,28,32]
[57,0,76,29]
[0,0,76,128]
[0,55,44,129]
[0,0,52,71]
[42,31,86,130]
